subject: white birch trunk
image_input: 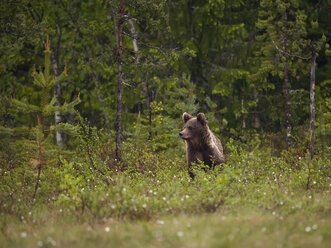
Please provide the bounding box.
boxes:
[51,52,63,146]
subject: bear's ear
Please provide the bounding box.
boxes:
[197,113,207,126]
[183,112,192,123]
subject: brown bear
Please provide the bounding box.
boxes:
[179,112,225,178]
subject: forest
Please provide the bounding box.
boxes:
[0,0,330,247]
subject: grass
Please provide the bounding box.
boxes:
[1,138,330,247]
[1,189,330,248]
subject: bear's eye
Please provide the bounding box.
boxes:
[188,126,193,130]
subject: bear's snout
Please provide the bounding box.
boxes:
[179,131,189,140]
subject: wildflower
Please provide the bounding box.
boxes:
[312,224,318,230]
[142,204,147,208]
[305,226,311,232]
[177,231,183,237]
[21,232,27,238]
[37,241,43,247]
[105,227,110,232]
[47,237,56,246]
[157,220,164,225]
[261,227,267,232]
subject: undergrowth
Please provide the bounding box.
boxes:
[0,122,330,222]
[0,122,330,247]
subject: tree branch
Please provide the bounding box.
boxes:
[272,40,311,60]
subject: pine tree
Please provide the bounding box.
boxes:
[3,38,80,199]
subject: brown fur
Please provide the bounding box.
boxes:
[179,112,225,178]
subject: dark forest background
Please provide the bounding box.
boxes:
[1,0,330,154]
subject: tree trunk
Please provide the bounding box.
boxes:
[115,0,125,161]
[309,45,316,159]
[33,119,43,199]
[51,52,63,146]
[241,97,246,129]
[127,17,139,63]
[283,9,291,149]
[145,76,152,140]
[50,21,63,146]
[284,53,291,149]
[253,88,260,129]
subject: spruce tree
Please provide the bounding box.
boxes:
[256,0,308,148]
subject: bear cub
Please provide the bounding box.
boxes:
[179,112,225,178]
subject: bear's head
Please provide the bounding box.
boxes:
[179,112,208,144]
